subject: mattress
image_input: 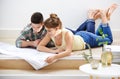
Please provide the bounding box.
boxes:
[0,48,101,70]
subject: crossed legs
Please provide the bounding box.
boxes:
[67,3,118,36]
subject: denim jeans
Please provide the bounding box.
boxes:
[66,19,95,34]
[67,19,113,48]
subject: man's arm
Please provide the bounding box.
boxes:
[16,34,41,48]
[16,24,41,48]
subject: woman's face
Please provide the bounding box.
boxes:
[31,23,43,33]
[46,27,61,37]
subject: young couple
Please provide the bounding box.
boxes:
[16,4,118,63]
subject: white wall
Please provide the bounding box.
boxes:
[0,0,120,30]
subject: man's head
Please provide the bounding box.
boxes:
[31,12,44,33]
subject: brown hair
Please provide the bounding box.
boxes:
[44,14,62,29]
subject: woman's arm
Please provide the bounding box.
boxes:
[37,33,57,53]
[55,31,73,58]
[46,31,74,63]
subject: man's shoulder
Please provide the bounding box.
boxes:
[23,24,32,31]
[21,24,32,33]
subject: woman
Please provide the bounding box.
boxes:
[37,8,116,63]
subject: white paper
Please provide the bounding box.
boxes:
[0,42,55,70]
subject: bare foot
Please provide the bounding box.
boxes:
[88,9,99,19]
[106,3,118,20]
[94,9,101,20]
[99,10,108,24]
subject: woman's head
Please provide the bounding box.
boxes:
[44,14,62,29]
[44,14,62,37]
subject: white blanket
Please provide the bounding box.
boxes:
[0,42,56,70]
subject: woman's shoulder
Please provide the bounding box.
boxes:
[62,28,71,33]
[62,28,73,37]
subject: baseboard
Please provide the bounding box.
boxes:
[0,29,120,39]
[0,29,21,39]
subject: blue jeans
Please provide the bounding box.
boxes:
[66,19,95,34]
[67,19,113,48]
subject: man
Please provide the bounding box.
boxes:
[16,12,54,48]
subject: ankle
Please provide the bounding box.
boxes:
[100,10,108,23]
[101,16,108,24]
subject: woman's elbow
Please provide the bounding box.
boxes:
[37,46,42,51]
[66,50,72,56]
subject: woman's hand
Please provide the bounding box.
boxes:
[55,48,64,53]
[45,55,57,63]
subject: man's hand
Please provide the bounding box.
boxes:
[32,39,41,47]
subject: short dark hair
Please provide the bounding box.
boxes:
[31,12,43,24]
